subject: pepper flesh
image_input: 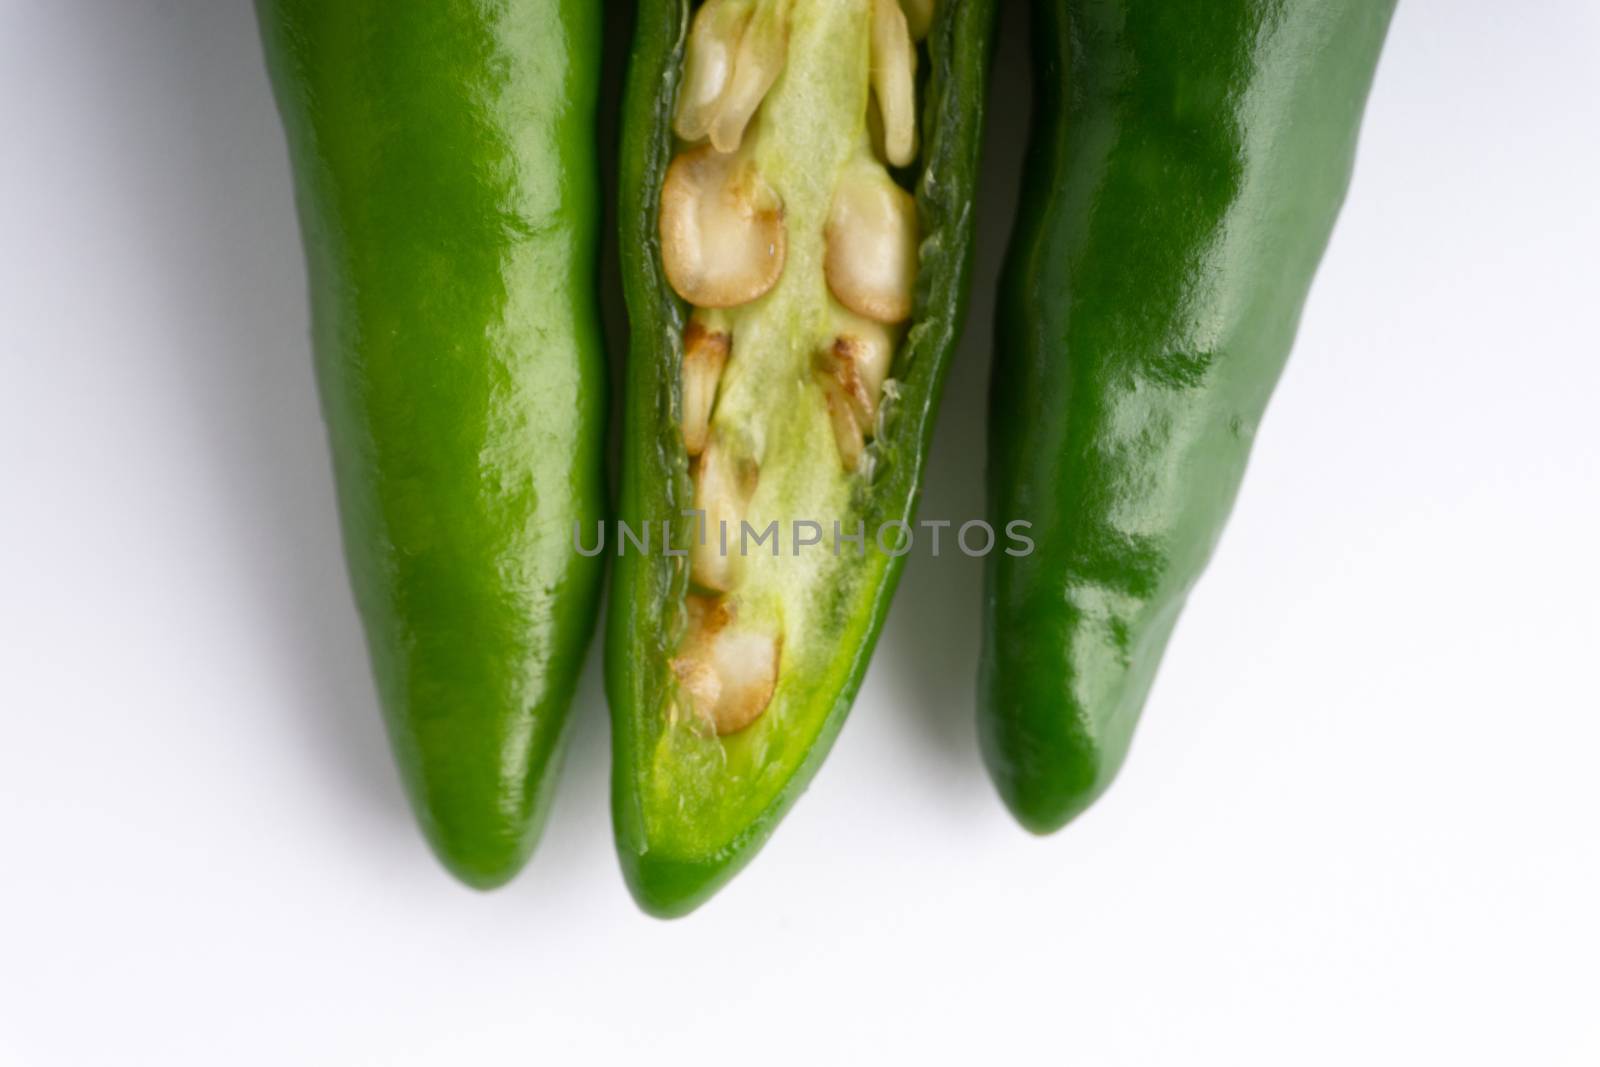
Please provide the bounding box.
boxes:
[256,0,606,887]
[982,0,1397,833]
[610,0,996,916]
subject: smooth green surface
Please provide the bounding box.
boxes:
[610,0,997,916]
[982,0,1396,833]
[257,0,606,888]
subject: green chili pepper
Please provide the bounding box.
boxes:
[256,1,606,887]
[982,0,1397,833]
[609,0,996,915]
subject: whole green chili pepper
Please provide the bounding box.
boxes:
[256,1,606,887]
[981,0,1397,833]
[610,0,996,915]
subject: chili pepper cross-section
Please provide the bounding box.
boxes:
[609,0,996,916]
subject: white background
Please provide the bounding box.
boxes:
[2,1,1597,1064]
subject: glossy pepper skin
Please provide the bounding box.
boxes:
[982,0,1397,833]
[256,0,606,887]
[609,0,997,916]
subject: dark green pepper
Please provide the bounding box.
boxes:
[256,0,606,887]
[982,0,1397,832]
[609,0,996,915]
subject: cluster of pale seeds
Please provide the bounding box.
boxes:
[658,0,931,737]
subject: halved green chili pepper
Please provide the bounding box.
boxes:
[610,0,996,915]
[256,1,606,887]
[982,0,1397,832]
